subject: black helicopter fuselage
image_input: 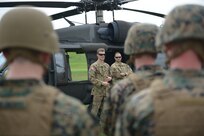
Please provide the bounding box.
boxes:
[44,20,166,104]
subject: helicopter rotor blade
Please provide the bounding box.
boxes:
[117,0,139,5]
[51,8,83,21]
[120,7,165,18]
[0,1,83,8]
[0,1,165,21]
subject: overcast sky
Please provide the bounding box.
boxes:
[0,0,204,29]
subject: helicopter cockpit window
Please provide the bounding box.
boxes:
[67,52,88,81]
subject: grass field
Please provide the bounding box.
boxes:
[68,52,88,81]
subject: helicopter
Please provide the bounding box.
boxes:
[0,0,166,104]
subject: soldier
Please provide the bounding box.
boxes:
[89,48,112,118]
[110,52,133,84]
[0,7,98,136]
[101,23,165,136]
[120,4,204,136]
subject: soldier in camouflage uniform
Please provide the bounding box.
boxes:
[89,48,112,118]
[0,7,98,136]
[110,52,133,84]
[120,4,204,136]
[101,23,165,136]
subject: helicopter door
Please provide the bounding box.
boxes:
[53,49,69,85]
[55,50,92,104]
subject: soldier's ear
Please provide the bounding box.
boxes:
[40,52,51,64]
[2,50,9,59]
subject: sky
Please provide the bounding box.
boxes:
[0,0,204,29]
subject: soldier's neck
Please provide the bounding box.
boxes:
[6,58,44,80]
[169,50,202,70]
[135,56,155,70]
[97,59,104,63]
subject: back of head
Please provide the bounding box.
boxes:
[124,23,158,55]
[0,6,59,53]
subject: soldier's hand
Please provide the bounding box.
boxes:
[120,73,126,76]
[102,81,109,87]
[106,76,112,82]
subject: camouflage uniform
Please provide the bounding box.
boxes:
[0,7,99,136]
[101,24,165,136]
[119,4,204,136]
[110,61,132,84]
[120,70,204,136]
[0,80,98,136]
[89,60,111,117]
[102,65,164,136]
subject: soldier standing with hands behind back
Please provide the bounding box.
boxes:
[101,23,165,136]
[120,4,204,136]
[89,48,112,119]
[0,7,98,136]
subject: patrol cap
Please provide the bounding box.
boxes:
[0,6,59,53]
[156,4,204,48]
[124,23,158,55]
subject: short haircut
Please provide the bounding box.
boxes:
[114,52,121,57]
[97,48,105,54]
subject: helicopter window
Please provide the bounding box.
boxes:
[0,52,6,70]
[0,52,7,79]
[67,52,88,81]
[55,53,65,73]
[54,52,68,84]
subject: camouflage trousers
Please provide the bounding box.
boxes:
[91,95,105,119]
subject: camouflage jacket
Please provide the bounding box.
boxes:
[110,62,133,84]
[101,65,165,136]
[89,60,111,96]
[0,79,98,136]
[119,69,204,136]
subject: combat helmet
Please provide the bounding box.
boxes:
[0,7,59,53]
[124,23,158,55]
[156,4,204,48]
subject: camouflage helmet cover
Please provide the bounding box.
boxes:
[0,7,59,53]
[124,23,158,55]
[156,4,204,48]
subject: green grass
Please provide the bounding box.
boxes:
[68,52,88,81]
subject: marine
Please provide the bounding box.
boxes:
[0,7,98,136]
[119,4,204,136]
[101,23,165,136]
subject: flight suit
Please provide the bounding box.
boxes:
[0,79,98,136]
[119,69,204,136]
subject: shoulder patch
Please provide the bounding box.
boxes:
[90,66,96,71]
